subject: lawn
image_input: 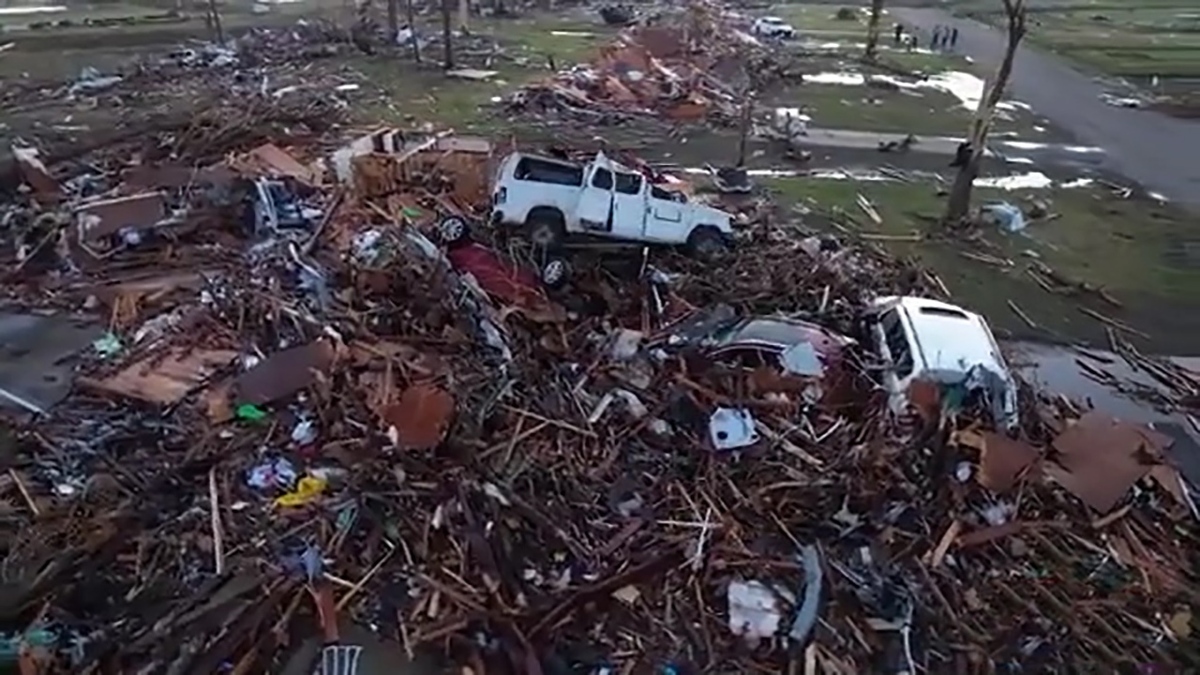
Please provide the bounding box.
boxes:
[768,76,1039,137]
[763,176,1200,353]
[958,0,1200,78]
[777,83,979,136]
[346,15,617,132]
[768,3,873,35]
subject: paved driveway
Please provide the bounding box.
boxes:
[893,7,1200,208]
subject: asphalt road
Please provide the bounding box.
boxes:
[892,7,1200,208]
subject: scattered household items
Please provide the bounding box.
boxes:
[981,200,1027,233]
[878,133,918,153]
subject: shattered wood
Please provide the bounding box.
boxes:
[0,6,1195,675]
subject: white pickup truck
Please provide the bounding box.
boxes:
[490,151,736,256]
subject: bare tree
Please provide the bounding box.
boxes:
[735,94,754,167]
[206,0,224,45]
[864,0,885,62]
[441,0,455,69]
[405,0,420,62]
[387,0,398,42]
[943,0,1027,224]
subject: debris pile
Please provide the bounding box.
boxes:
[506,0,767,123]
[0,24,362,159]
[0,114,1196,675]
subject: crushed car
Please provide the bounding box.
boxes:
[864,296,1019,430]
[435,216,569,322]
[650,304,868,412]
[490,151,736,257]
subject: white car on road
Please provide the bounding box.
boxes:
[752,16,797,39]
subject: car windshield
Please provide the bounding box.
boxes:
[708,317,750,345]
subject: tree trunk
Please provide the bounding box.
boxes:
[736,94,754,167]
[441,0,454,69]
[458,0,469,31]
[404,0,420,62]
[864,0,884,61]
[387,0,398,42]
[207,0,224,45]
[943,4,1026,224]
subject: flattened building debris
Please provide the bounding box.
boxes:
[0,4,1196,674]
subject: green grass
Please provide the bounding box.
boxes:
[347,58,525,132]
[772,80,1036,136]
[346,16,618,132]
[763,177,1200,352]
[769,3,871,34]
[780,83,969,135]
[961,3,1200,77]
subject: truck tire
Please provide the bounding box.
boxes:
[527,210,566,250]
[438,216,470,246]
[540,258,570,290]
[687,226,727,259]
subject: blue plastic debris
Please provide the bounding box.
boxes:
[981,201,1026,233]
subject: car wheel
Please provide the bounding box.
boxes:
[438,216,470,246]
[540,258,569,289]
[529,215,566,250]
[687,226,727,259]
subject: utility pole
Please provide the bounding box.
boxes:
[943,0,1026,225]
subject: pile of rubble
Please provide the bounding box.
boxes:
[0,110,1197,674]
[0,24,364,158]
[506,0,772,124]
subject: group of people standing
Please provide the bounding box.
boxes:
[891,22,960,52]
[930,24,961,51]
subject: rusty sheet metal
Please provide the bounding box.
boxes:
[236,340,337,405]
[382,384,455,450]
[82,349,238,404]
[1048,412,1174,512]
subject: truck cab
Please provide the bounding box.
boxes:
[491,151,735,256]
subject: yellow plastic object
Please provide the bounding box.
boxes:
[274,476,327,508]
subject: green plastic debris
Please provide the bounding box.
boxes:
[92,332,123,358]
[236,404,268,421]
[401,206,422,219]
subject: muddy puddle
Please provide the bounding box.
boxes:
[1005,340,1199,425]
